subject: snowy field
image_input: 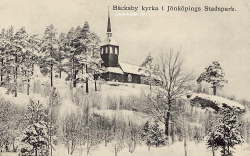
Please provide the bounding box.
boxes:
[1,142,250,156]
[0,75,249,156]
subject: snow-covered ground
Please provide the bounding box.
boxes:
[0,86,49,107]
[0,73,249,156]
[2,141,250,156]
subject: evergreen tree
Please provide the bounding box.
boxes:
[150,121,166,147]
[20,100,49,156]
[63,22,101,91]
[141,52,153,69]
[141,121,166,150]
[56,33,67,78]
[1,26,15,94]
[2,27,34,97]
[0,28,8,83]
[207,108,244,156]
[197,61,228,95]
[19,34,40,95]
[39,24,58,87]
[0,27,39,95]
[140,53,154,87]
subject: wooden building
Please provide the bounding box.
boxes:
[100,10,148,83]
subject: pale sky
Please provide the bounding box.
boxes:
[0,0,250,100]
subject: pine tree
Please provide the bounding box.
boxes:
[62,22,101,91]
[56,33,67,78]
[39,24,58,87]
[197,61,228,95]
[20,100,49,156]
[2,27,34,97]
[140,53,154,87]
[19,34,40,95]
[1,26,15,95]
[207,108,244,156]
[0,28,8,83]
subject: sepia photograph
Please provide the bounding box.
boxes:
[0,0,250,155]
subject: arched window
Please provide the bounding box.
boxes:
[110,46,113,54]
[115,47,118,54]
[106,47,108,54]
[128,74,132,82]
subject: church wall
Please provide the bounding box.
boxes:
[100,45,119,67]
[123,73,142,84]
[101,53,119,67]
[101,72,123,82]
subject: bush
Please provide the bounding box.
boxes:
[106,96,118,110]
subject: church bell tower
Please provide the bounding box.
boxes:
[100,8,119,67]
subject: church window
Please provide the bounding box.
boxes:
[106,47,108,54]
[110,46,113,54]
[115,47,118,54]
[128,74,132,82]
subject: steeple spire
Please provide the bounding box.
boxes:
[107,6,112,37]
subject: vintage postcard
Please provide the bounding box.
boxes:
[0,0,249,156]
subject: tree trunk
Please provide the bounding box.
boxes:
[35,147,37,156]
[212,86,216,95]
[165,105,171,136]
[212,146,215,156]
[12,138,15,152]
[86,78,89,94]
[149,77,152,90]
[86,65,88,94]
[86,95,90,156]
[115,146,117,156]
[184,135,187,156]
[67,141,70,155]
[95,80,97,91]
[50,44,53,87]
[71,55,74,89]
[0,58,2,81]
[50,63,53,87]
[211,133,215,156]
[27,78,30,95]
[50,124,53,156]
[14,53,17,97]
[73,70,77,88]
[59,69,61,78]
[183,103,187,156]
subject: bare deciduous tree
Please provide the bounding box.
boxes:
[147,49,194,137]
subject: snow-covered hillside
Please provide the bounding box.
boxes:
[0,73,248,156]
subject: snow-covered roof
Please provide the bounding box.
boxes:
[119,62,145,75]
[106,67,124,74]
[151,73,161,80]
[100,36,118,46]
[187,93,245,111]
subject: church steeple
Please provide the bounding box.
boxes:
[100,8,119,67]
[107,7,112,37]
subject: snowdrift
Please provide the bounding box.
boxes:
[187,93,245,112]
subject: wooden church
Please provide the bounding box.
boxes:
[100,11,148,83]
